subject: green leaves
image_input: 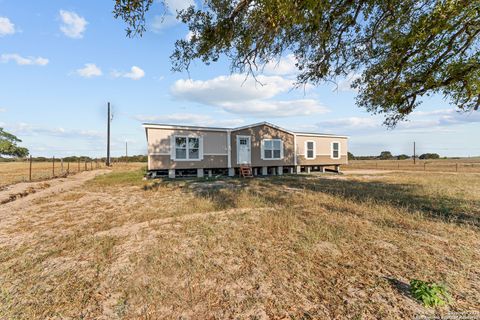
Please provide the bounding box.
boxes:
[0,128,29,158]
[113,0,480,125]
[410,279,451,308]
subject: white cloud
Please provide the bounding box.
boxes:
[411,109,453,117]
[315,117,380,131]
[0,108,6,112]
[172,74,293,104]
[221,99,328,117]
[135,113,245,127]
[0,17,15,36]
[185,30,194,41]
[6,122,103,139]
[171,73,327,117]
[111,66,145,80]
[75,63,102,78]
[165,0,195,13]
[151,0,194,33]
[263,54,298,76]
[59,10,87,39]
[336,73,361,92]
[0,53,49,66]
[311,108,480,135]
[151,15,178,32]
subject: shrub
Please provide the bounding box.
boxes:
[378,151,393,160]
[419,153,440,159]
[396,154,410,160]
[410,279,450,307]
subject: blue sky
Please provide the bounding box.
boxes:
[1,0,479,158]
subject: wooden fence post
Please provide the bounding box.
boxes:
[29,155,33,181]
[456,163,458,172]
[78,159,80,172]
[52,156,55,177]
[67,161,70,174]
[85,161,87,171]
[61,158,64,174]
[90,161,93,170]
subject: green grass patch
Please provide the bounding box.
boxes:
[88,168,146,187]
[410,279,450,307]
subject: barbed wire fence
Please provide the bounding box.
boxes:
[345,159,480,173]
[0,153,145,187]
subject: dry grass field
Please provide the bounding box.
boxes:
[0,168,479,319]
[0,161,139,188]
[345,158,480,173]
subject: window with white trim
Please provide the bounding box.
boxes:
[175,136,200,160]
[262,139,283,160]
[331,142,340,159]
[305,141,315,159]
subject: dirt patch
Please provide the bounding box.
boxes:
[0,169,110,233]
[0,169,109,207]
[314,241,342,256]
[372,240,398,252]
[343,169,395,175]
[0,183,51,205]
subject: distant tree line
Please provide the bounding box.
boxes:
[349,151,441,160]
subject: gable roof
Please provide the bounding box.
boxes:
[231,121,295,135]
[143,121,348,138]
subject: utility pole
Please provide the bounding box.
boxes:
[125,140,128,163]
[413,141,416,165]
[106,102,111,166]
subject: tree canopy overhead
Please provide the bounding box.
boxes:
[0,128,29,158]
[113,0,480,126]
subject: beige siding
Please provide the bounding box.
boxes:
[231,125,295,167]
[147,128,228,170]
[146,124,348,170]
[149,155,228,170]
[296,135,348,165]
[297,155,348,165]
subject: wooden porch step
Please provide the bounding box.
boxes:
[240,165,253,178]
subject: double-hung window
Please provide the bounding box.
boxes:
[305,141,315,159]
[262,139,283,160]
[331,142,340,159]
[174,136,200,160]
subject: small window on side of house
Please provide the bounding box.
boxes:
[332,142,340,159]
[306,141,315,159]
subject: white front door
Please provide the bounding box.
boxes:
[237,136,251,164]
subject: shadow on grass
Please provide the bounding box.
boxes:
[154,174,480,228]
[384,277,415,301]
[262,175,480,228]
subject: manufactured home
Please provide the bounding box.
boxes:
[144,122,348,178]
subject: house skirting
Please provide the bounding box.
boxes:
[147,164,342,178]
